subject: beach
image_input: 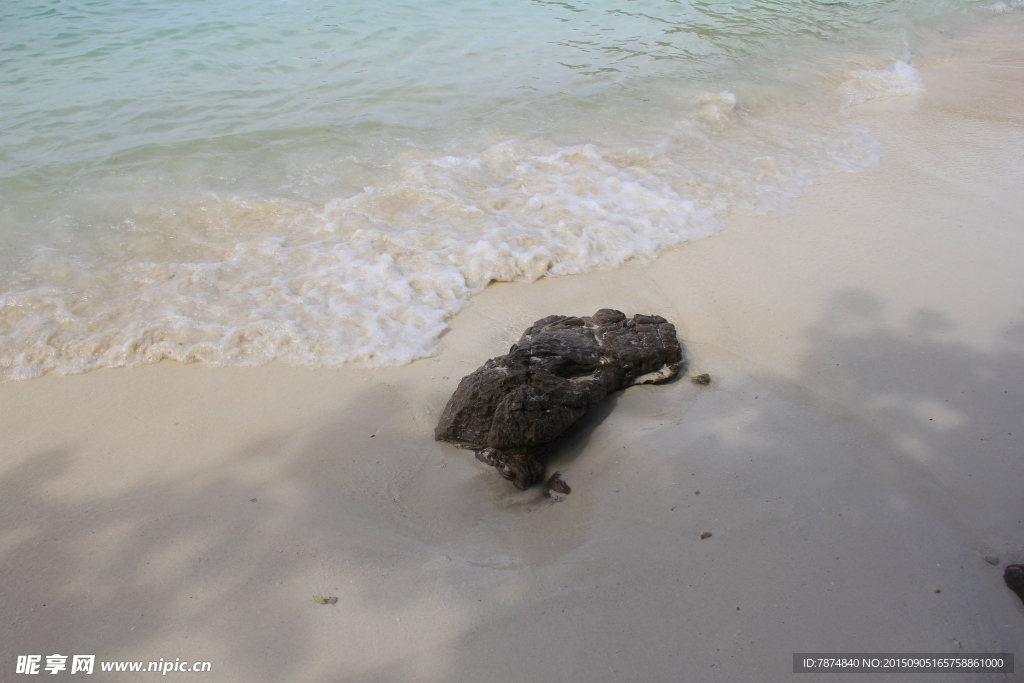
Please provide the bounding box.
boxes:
[3,12,1024,683]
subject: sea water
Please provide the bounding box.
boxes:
[0,0,1017,380]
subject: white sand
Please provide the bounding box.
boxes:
[2,21,1023,682]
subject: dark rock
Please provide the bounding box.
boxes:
[691,373,711,386]
[1005,564,1024,605]
[545,472,571,496]
[435,309,683,489]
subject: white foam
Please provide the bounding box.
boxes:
[841,60,926,107]
[0,94,886,381]
[989,1,1024,13]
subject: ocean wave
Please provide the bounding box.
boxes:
[840,59,926,107]
[0,90,884,380]
[989,1,1024,13]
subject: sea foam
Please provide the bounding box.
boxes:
[841,60,926,107]
[0,92,882,380]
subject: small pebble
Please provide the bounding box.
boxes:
[1003,565,1024,605]
[691,373,712,386]
[984,555,1000,566]
[700,532,712,540]
[695,490,700,495]
[313,596,338,605]
[933,588,941,594]
[545,472,571,496]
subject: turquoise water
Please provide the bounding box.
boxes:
[0,0,1016,379]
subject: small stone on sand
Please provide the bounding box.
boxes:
[1004,564,1024,605]
[692,373,712,386]
[700,532,712,539]
[545,472,571,496]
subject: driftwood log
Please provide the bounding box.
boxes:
[434,309,683,489]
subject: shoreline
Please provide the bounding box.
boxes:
[3,19,1024,682]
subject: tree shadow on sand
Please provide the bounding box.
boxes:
[2,290,1022,682]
